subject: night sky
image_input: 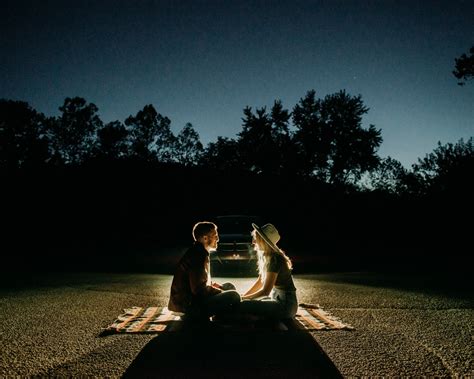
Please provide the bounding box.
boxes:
[2,0,473,168]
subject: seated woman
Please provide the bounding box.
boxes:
[240,223,298,320]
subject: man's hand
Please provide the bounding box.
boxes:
[211,282,223,289]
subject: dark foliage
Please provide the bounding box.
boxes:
[453,46,474,86]
[124,104,175,162]
[1,93,472,273]
[0,99,49,170]
[410,137,473,197]
[95,120,129,160]
[292,90,382,186]
[46,97,103,165]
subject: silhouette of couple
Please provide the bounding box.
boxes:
[168,221,298,322]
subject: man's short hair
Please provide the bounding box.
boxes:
[192,221,217,241]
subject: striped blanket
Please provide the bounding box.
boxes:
[295,303,354,331]
[103,307,182,334]
[102,304,354,334]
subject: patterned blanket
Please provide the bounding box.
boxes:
[295,303,354,331]
[103,306,181,333]
[102,303,354,334]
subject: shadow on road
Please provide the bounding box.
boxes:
[122,322,342,379]
[314,271,473,300]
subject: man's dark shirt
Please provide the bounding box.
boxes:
[168,242,221,313]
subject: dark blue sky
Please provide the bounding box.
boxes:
[2,0,473,167]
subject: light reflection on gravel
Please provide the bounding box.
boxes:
[0,272,472,377]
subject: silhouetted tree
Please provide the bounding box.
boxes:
[238,105,280,174]
[200,136,241,171]
[361,156,408,194]
[173,123,204,167]
[269,100,296,175]
[235,100,294,176]
[291,90,330,179]
[453,46,474,86]
[293,90,382,186]
[125,104,175,162]
[410,137,474,195]
[46,97,103,165]
[0,99,50,169]
[95,121,129,160]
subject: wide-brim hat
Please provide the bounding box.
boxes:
[252,223,282,253]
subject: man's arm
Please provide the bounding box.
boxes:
[188,257,221,297]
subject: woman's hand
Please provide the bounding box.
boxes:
[243,272,278,300]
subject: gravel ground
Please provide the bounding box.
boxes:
[0,272,472,377]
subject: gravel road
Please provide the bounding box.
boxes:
[0,272,472,377]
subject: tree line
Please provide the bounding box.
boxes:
[1,89,472,197]
[1,47,472,271]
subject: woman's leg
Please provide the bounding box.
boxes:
[239,298,284,319]
[272,289,298,319]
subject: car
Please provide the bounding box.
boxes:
[210,214,262,275]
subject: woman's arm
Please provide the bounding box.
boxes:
[242,272,277,300]
[242,277,263,297]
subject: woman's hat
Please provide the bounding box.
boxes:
[252,223,281,252]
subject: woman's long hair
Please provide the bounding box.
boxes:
[253,230,292,282]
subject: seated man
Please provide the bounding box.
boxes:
[168,221,241,321]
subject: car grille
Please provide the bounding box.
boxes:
[212,243,256,262]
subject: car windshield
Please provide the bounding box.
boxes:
[216,216,258,235]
